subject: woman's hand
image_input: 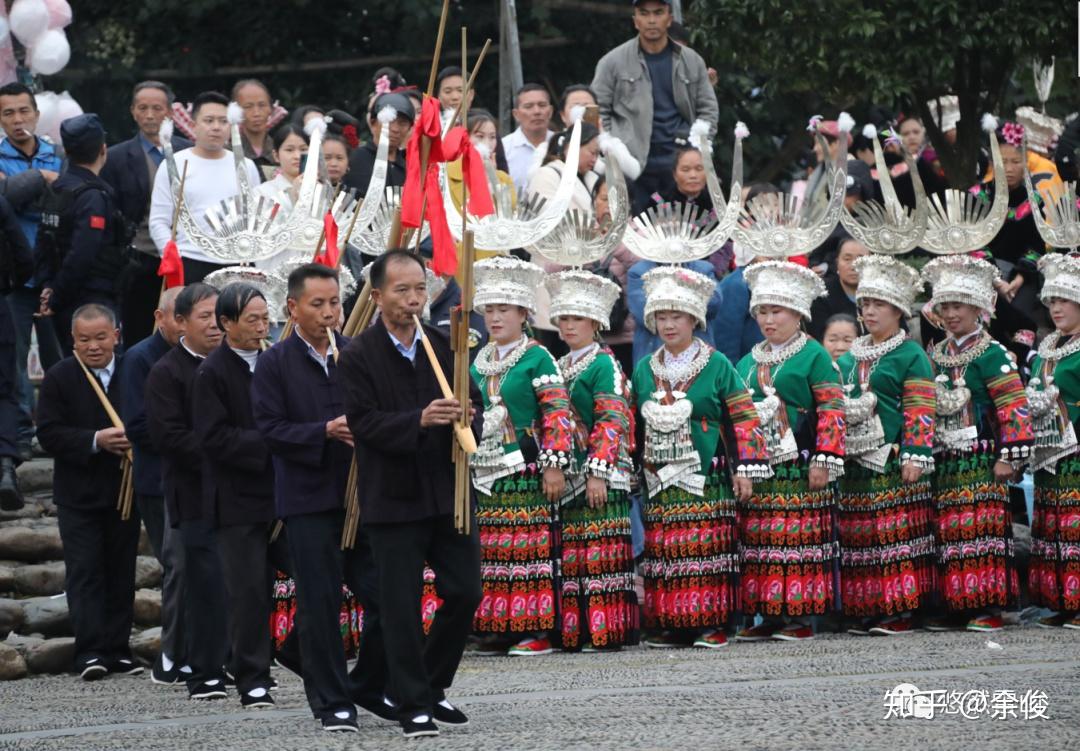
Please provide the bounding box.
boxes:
[585,476,608,508]
[542,467,566,503]
[733,475,753,502]
[1002,275,1023,302]
[808,465,830,491]
[993,459,1016,483]
[900,461,924,484]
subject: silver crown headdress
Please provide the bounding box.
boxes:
[733,114,852,259]
[202,266,288,324]
[1023,132,1079,252]
[1038,252,1080,306]
[921,254,1000,313]
[744,260,828,320]
[921,114,1008,254]
[642,265,716,331]
[544,269,621,329]
[472,256,546,314]
[853,255,922,317]
[621,120,742,263]
[443,120,583,251]
[530,133,630,268]
[840,131,928,255]
[1017,58,1063,156]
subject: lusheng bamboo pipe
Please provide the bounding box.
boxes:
[413,314,477,454]
[73,353,134,519]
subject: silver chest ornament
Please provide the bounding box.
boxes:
[473,395,510,470]
[752,385,799,465]
[641,393,697,467]
[935,375,977,452]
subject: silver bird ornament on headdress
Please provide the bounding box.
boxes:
[839,129,928,254]
[733,113,852,259]
[921,114,1008,255]
[1023,133,1080,252]
[530,133,630,268]
[442,120,584,251]
[620,120,743,263]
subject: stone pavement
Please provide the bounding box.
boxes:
[0,626,1077,750]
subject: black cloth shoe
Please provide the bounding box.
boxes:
[16,439,31,464]
[356,695,398,723]
[106,657,143,676]
[222,667,235,688]
[151,655,179,685]
[401,715,439,738]
[189,678,228,700]
[321,710,359,733]
[433,700,469,726]
[79,657,107,681]
[0,457,23,511]
[241,687,275,709]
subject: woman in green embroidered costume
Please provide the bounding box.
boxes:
[631,266,771,650]
[469,256,576,657]
[736,260,846,642]
[920,255,1033,633]
[544,269,638,651]
[1026,254,1080,630]
[836,255,936,636]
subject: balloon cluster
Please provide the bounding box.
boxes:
[35,89,81,143]
[7,0,73,77]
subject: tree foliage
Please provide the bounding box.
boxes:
[690,0,1078,187]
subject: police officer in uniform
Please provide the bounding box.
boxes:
[0,192,33,509]
[38,114,134,355]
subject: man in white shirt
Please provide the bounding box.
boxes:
[148,91,261,282]
[501,84,555,196]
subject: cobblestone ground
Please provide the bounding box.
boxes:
[1,627,1077,750]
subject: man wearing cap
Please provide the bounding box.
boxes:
[591,0,718,213]
[344,92,412,197]
[39,114,133,356]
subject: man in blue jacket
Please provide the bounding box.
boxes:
[0,82,63,456]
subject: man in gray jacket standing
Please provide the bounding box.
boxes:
[591,0,718,213]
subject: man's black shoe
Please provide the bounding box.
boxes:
[189,678,228,700]
[321,710,359,733]
[79,658,107,681]
[0,457,23,511]
[401,715,439,738]
[106,657,143,676]
[432,699,469,726]
[241,687,275,708]
[357,695,398,723]
[150,655,179,685]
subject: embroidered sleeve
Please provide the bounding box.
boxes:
[810,351,846,478]
[531,346,575,468]
[983,345,1034,462]
[901,377,936,470]
[584,353,631,481]
[717,356,771,479]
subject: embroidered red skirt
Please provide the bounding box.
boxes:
[1030,460,1080,612]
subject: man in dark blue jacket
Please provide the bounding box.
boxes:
[0,192,33,510]
[101,81,192,347]
[39,114,132,356]
[252,264,388,734]
[119,285,187,684]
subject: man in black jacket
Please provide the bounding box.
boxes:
[252,264,388,734]
[145,282,229,700]
[100,81,192,347]
[39,114,132,356]
[0,192,33,509]
[193,282,283,709]
[37,304,141,680]
[120,285,188,684]
[339,251,482,739]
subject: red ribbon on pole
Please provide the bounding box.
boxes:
[401,97,494,277]
[313,211,340,268]
[157,239,184,288]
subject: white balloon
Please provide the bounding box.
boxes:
[28,28,69,75]
[9,0,49,45]
[34,90,60,143]
[55,90,82,122]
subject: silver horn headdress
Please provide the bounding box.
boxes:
[839,130,928,254]
[621,120,743,263]
[443,120,583,250]
[530,133,630,268]
[1024,134,1080,251]
[921,114,1008,254]
[734,114,851,259]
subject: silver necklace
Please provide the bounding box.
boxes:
[474,335,529,377]
[1038,331,1080,362]
[559,343,600,387]
[931,330,991,369]
[849,331,906,362]
[751,331,808,367]
[649,339,711,393]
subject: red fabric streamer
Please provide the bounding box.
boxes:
[157,239,184,289]
[401,97,494,276]
[313,211,340,268]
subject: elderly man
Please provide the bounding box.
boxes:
[101,81,192,346]
[501,84,555,195]
[37,305,139,680]
[591,0,718,213]
[231,79,276,177]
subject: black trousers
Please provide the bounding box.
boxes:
[181,257,230,284]
[216,521,292,694]
[366,515,481,720]
[285,509,387,720]
[121,254,161,350]
[55,502,140,669]
[0,298,20,461]
[179,518,228,688]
